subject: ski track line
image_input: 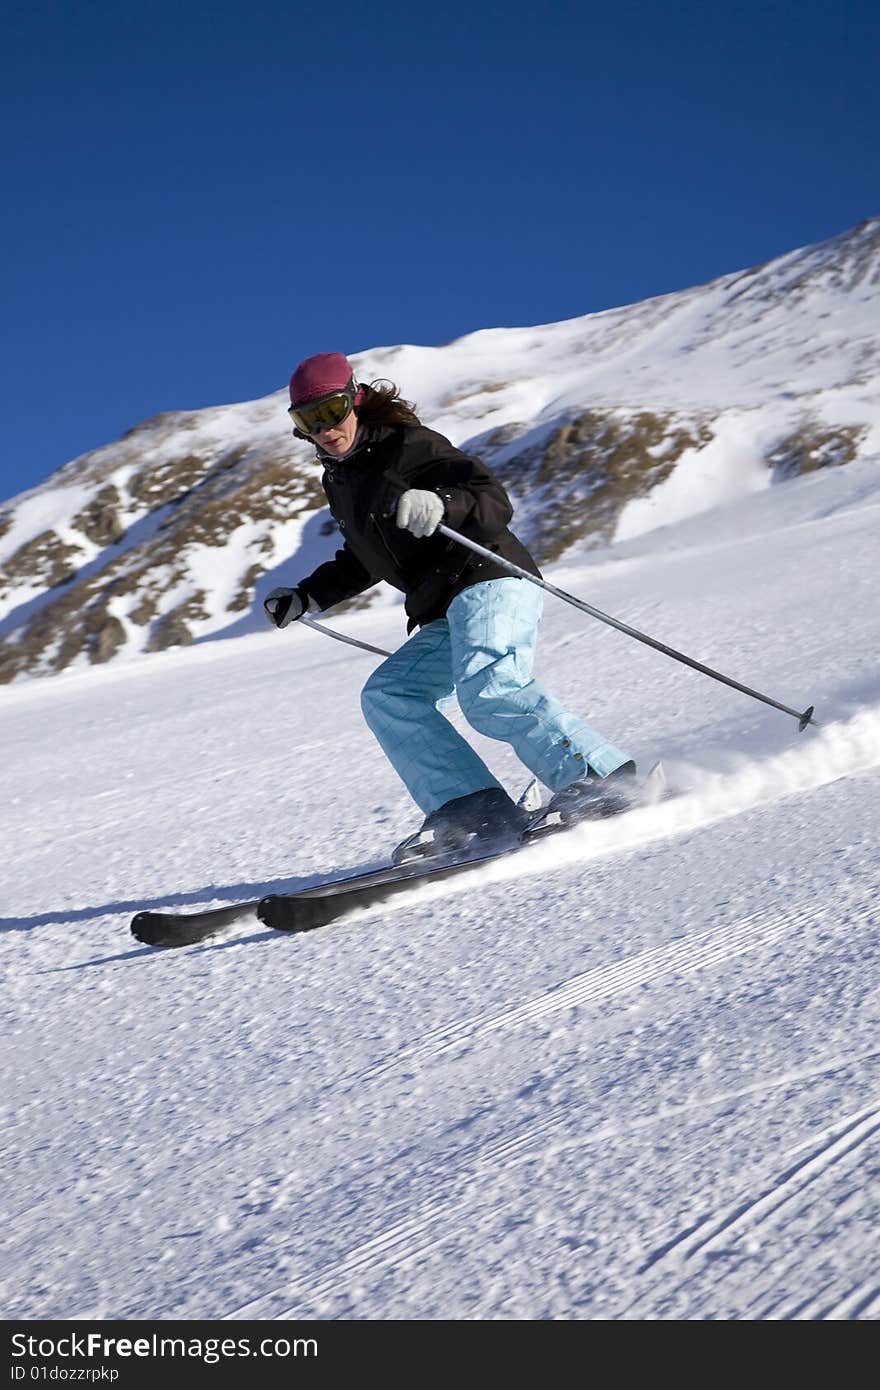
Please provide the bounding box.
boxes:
[476,1049,880,1180]
[47,1050,878,1321]
[222,1196,470,1320]
[10,1045,876,1322]
[666,1157,880,1323]
[356,895,850,1084]
[767,1276,880,1321]
[224,1102,880,1322]
[214,1049,880,1322]
[801,1280,880,1321]
[624,1101,880,1318]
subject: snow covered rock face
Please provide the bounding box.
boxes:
[1,217,879,684]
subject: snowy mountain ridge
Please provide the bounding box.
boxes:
[1,215,878,684]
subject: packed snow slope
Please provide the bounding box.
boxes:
[2,451,879,1320]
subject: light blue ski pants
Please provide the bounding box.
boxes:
[360,578,632,814]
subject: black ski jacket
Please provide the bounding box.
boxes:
[298,424,541,631]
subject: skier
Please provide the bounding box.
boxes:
[264,352,635,859]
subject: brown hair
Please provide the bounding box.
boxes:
[356,380,421,429]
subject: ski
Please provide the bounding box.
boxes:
[257,827,558,933]
[258,762,670,934]
[130,897,260,948]
[129,833,554,948]
[130,763,670,949]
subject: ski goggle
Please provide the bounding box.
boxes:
[288,380,358,436]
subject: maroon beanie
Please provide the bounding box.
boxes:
[289,352,356,405]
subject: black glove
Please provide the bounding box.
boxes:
[263,586,306,629]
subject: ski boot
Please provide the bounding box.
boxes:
[392,787,529,866]
[540,760,638,826]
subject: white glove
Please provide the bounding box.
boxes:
[263,587,305,628]
[396,489,445,539]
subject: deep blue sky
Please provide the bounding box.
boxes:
[2,0,878,502]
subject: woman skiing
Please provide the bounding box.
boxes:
[264,352,635,860]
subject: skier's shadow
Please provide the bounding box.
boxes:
[0,874,315,936]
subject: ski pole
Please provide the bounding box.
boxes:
[439,521,816,730]
[386,475,816,730]
[301,614,392,658]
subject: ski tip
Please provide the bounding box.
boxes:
[256,896,283,929]
[257,893,329,933]
[130,912,153,941]
[130,914,167,947]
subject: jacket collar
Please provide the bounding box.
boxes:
[315,424,395,466]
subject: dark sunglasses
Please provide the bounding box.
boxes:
[288,380,358,437]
